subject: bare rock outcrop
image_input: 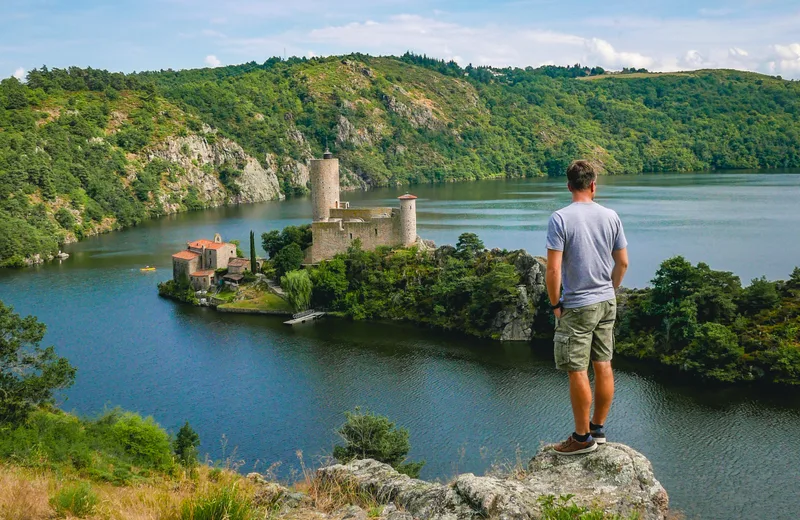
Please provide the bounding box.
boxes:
[336,115,375,147]
[148,134,284,211]
[317,443,668,520]
[493,251,548,341]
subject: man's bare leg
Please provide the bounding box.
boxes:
[591,361,614,426]
[568,370,592,435]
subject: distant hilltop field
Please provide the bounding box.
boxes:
[2,52,800,266]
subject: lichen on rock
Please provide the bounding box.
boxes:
[317,443,669,520]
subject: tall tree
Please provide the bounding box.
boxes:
[249,230,257,274]
[0,300,76,424]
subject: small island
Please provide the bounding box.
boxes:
[159,151,430,318]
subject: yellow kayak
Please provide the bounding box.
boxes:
[140,266,157,272]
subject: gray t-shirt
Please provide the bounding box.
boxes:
[546,202,627,308]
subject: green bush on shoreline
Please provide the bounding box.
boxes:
[617,258,800,384]
[158,279,200,305]
[291,226,799,385]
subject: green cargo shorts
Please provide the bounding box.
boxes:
[554,299,616,372]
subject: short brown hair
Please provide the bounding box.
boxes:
[566,160,596,191]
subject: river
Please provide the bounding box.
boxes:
[2,172,800,519]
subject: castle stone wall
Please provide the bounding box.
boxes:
[310,158,339,221]
[330,207,393,220]
[308,217,401,263]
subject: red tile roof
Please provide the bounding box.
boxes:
[227,258,250,267]
[190,270,215,277]
[398,194,418,200]
[188,239,230,250]
[172,250,200,260]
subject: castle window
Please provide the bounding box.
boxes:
[375,228,378,236]
[349,233,353,240]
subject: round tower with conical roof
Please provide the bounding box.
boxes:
[310,150,339,222]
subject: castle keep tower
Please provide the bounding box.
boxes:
[310,151,339,222]
[398,194,417,246]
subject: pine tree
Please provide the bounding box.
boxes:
[173,421,200,467]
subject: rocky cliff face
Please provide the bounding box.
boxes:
[148,134,284,212]
[317,443,669,520]
[492,250,549,342]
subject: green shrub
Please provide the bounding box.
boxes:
[50,482,99,518]
[538,494,630,519]
[180,483,255,520]
[174,421,200,467]
[0,409,85,468]
[158,280,200,305]
[54,208,76,229]
[281,270,313,311]
[108,412,174,471]
[333,408,425,478]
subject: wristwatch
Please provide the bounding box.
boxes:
[550,302,563,311]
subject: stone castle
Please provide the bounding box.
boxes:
[304,152,419,263]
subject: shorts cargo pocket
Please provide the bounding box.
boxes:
[554,332,571,367]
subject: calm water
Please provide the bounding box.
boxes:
[2,172,800,519]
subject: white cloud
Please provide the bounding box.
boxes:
[12,67,25,80]
[729,47,748,58]
[766,43,800,73]
[585,38,653,69]
[216,11,800,79]
[300,15,651,70]
[204,54,222,67]
[681,50,709,68]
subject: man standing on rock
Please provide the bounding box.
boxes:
[545,160,629,455]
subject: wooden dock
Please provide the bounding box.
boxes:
[283,310,326,325]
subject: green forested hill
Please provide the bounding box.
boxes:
[2,54,800,266]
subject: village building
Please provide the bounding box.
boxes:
[222,257,262,285]
[171,233,237,291]
[304,152,419,263]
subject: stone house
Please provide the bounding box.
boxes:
[171,233,237,290]
[223,257,265,285]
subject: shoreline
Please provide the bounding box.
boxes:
[11,168,800,270]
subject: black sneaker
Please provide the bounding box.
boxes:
[590,425,606,444]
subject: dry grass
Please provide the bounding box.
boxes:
[0,464,259,520]
[0,466,52,520]
[291,452,378,515]
[1,452,393,520]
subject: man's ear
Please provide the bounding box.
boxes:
[567,182,573,193]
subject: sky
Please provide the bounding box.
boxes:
[2,0,800,80]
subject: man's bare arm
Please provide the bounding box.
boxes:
[611,248,629,289]
[546,249,563,307]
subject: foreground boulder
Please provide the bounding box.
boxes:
[317,443,668,520]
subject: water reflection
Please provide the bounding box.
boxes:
[1,173,799,519]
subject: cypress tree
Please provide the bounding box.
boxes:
[249,230,257,274]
